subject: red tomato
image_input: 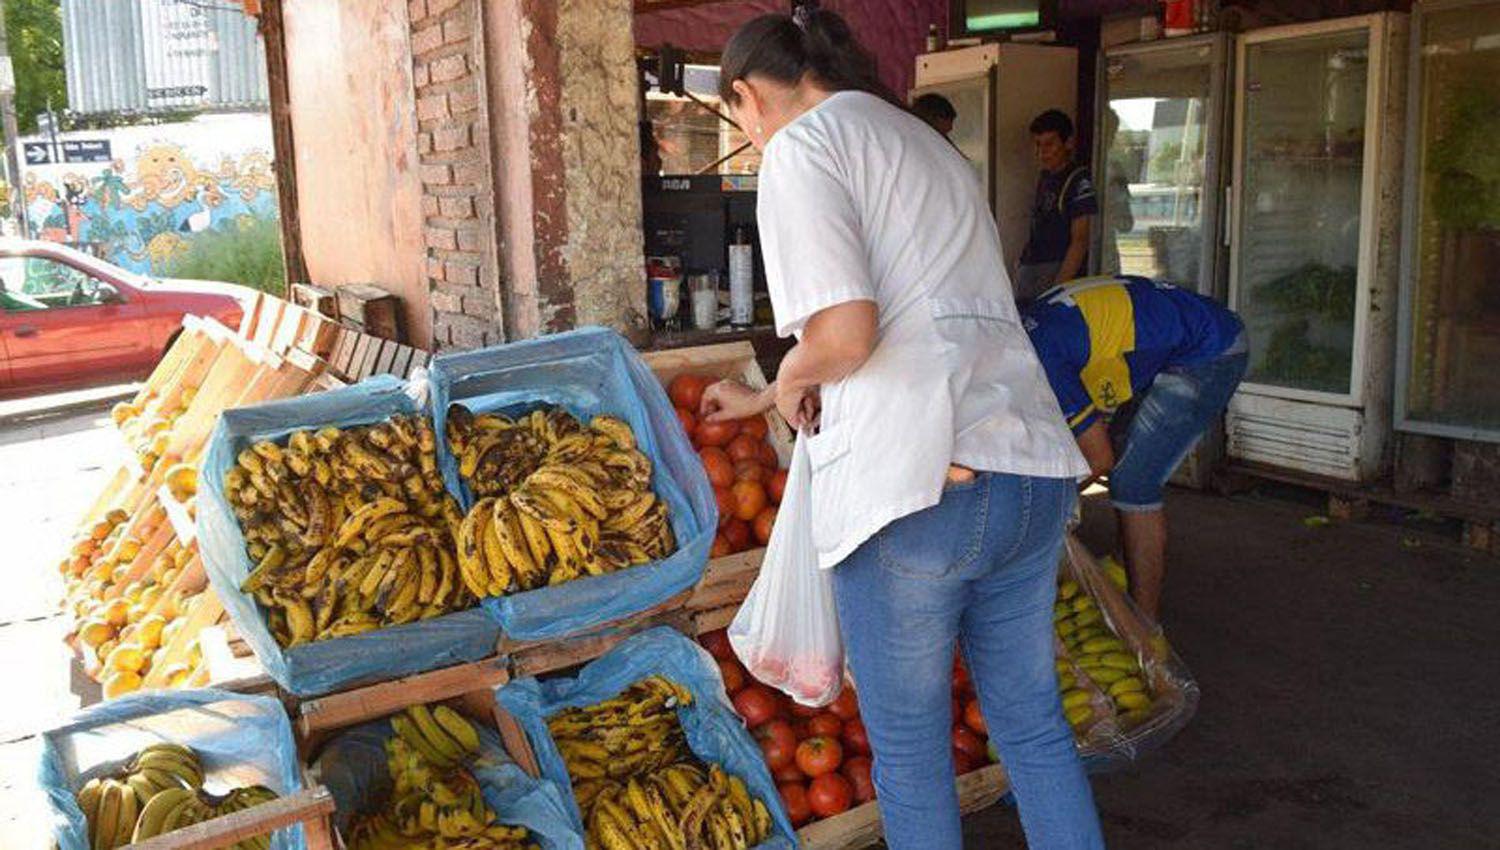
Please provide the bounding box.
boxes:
[952,726,988,763]
[773,762,807,784]
[733,460,768,484]
[710,535,732,558]
[795,736,843,778]
[807,773,853,818]
[963,699,987,736]
[778,783,812,827]
[712,486,736,529]
[767,469,789,505]
[759,441,780,467]
[727,434,763,463]
[696,419,741,448]
[828,689,860,721]
[788,701,822,719]
[722,519,752,553]
[674,406,697,442]
[731,480,768,522]
[952,654,971,693]
[718,659,746,694]
[754,720,798,771]
[752,506,777,546]
[699,629,733,661]
[841,756,875,804]
[951,696,963,726]
[841,717,871,757]
[953,750,979,776]
[740,416,769,441]
[669,374,713,411]
[807,713,843,738]
[701,448,735,489]
[733,685,780,728]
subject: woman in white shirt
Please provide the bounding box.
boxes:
[701,10,1105,850]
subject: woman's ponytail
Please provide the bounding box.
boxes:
[718,9,897,107]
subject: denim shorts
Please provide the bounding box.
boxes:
[1108,350,1248,512]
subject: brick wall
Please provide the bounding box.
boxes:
[408,0,502,349]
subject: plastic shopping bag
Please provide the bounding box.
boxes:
[727,433,843,707]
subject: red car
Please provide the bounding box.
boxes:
[0,240,251,397]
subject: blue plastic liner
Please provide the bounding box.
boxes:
[430,327,716,641]
[197,374,501,697]
[312,717,583,850]
[495,627,796,849]
[38,689,305,850]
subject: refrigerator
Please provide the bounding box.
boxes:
[1092,33,1233,489]
[1395,0,1500,443]
[912,43,1079,272]
[1224,13,1409,482]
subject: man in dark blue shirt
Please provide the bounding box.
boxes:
[1016,110,1097,303]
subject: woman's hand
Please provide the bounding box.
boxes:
[700,379,773,423]
[776,383,821,431]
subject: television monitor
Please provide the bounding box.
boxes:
[953,0,1056,35]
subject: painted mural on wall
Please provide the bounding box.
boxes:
[18,114,279,277]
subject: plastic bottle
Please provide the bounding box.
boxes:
[925,23,941,53]
[728,227,754,328]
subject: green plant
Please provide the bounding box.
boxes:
[161,217,286,295]
[5,0,65,133]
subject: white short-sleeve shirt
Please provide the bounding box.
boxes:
[757,90,1088,569]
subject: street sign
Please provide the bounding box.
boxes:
[22,142,51,165]
[62,140,111,163]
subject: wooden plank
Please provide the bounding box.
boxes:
[122,786,335,850]
[388,345,414,379]
[329,330,358,377]
[238,291,266,338]
[157,484,197,546]
[297,312,341,358]
[346,336,374,380]
[374,339,400,375]
[139,575,223,690]
[407,349,430,376]
[797,764,1007,850]
[251,297,285,352]
[686,548,761,612]
[358,336,385,380]
[271,304,308,355]
[492,702,541,779]
[296,656,510,738]
[103,520,177,601]
[502,590,695,678]
[197,623,275,692]
[132,324,203,406]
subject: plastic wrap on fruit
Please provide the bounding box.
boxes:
[729,436,845,708]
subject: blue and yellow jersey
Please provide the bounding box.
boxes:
[1023,276,1244,434]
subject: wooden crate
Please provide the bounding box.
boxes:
[798,764,1010,850]
[335,283,403,342]
[121,786,336,850]
[290,282,338,319]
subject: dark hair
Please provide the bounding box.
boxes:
[912,93,957,123]
[718,9,896,107]
[1029,109,1074,141]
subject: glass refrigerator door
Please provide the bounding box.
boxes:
[1232,27,1372,399]
[1398,0,1500,438]
[1096,36,1226,293]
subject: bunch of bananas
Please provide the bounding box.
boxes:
[448,407,675,597]
[548,676,774,850]
[346,704,539,850]
[1054,578,1152,732]
[227,416,474,646]
[76,742,279,849]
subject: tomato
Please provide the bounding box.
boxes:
[795,736,843,778]
[696,419,741,448]
[952,654,971,693]
[731,480,767,522]
[759,441,780,467]
[669,374,713,412]
[953,750,979,776]
[733,685,780,728]
[718,658,746,694]
[699,629,733,661]
[951,696,963,726]
[807,773,853,818]
[767,468,789,505]
[733,460,768,484]
[754,720,798,771]
[727,434,763,463]
[752,506,777,546]
[841,717,871,757]
[778,783,812,827]
[673,406,697,443]
[740,416,769,441]
[787,701,822,719]
[712,486,736,529]
[710,535,732,558]
[841,756,875,804]
[828,689,860,721]
[952,726,987,763]
[806,713,843,738]
[701,448,735,489]
[963,698,987,736]
[722,519,752,553]
[773,762,807,784]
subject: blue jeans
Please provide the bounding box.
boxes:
[1109,351,1249,512]
[832,473,1105,850]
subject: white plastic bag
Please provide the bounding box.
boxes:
[728,433,844,707]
